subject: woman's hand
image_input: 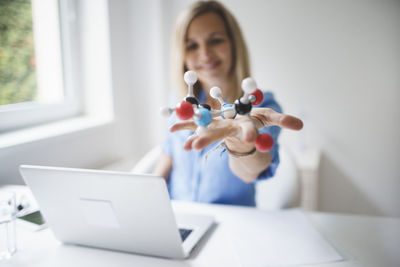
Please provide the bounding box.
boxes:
[170,108,303,153]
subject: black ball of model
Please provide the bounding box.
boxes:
[185,96,199,105]
[234,98,252,115]
[199,103,211,110]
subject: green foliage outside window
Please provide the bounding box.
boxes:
[0,0,37,106]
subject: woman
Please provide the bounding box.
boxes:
[153,1,303,206]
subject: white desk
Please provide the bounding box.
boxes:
[3,201,400,267]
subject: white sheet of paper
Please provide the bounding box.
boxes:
[224,209,343,266]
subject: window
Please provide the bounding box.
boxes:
[0,0,37,105]
[0,0,81,132]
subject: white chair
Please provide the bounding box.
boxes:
[131,146,162,174]
[255,145,299,210]
[131,144,320,211]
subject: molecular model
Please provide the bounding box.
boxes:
[161,71,274,152]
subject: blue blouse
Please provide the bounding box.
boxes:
[162,91,282,206]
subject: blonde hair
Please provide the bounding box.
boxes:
[170,0,250,103]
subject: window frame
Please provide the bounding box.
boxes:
[0,0,83,132]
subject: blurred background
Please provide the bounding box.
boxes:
[0,0,399,217]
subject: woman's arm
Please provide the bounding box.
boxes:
[152,154,173,181]
[228,150,272,183]
[170,108,303,183]
[220,113,273,183]
[224,136,272,182]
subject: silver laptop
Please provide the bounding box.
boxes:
[19,165,214,259]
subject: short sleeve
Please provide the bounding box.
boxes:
[161,114,176,156]
[161,91,180,156]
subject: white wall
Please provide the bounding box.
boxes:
[1,0,398,217]
[164,0,400,216]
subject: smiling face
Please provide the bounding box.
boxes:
[184,12,233,88]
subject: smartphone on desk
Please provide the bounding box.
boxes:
[17,210,47,231]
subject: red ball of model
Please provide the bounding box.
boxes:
[250,89,264,105]
[255,133,274,152]
[175,101,194,120]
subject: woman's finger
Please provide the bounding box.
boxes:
[170,120,197,132]
[192,126,232,150]
[183,134,198,151]
[238,117,259,143]
[252,108,303,130]
[279,114,303,130]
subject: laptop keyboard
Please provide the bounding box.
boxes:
[179,228,193,242]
